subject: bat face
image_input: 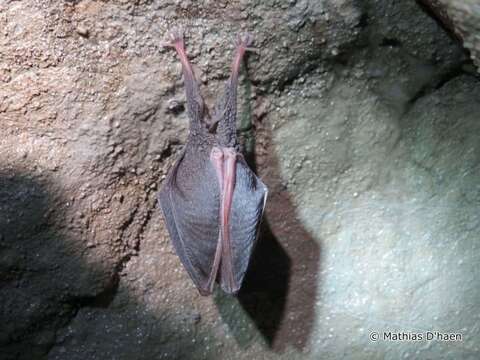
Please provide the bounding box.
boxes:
[158,29,267,295]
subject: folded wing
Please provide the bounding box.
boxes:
[219,158,267,294]
[158,150,221,295]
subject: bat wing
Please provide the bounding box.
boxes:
[219,158,268,294]
[158,150,221,295]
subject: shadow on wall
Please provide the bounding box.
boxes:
[0,69,320,360]
[0,168,317,359]
[214,68,321,352]
[0,171,215,360]
[239,128,321,352]
[0,172,78,360]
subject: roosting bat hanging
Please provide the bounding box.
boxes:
[158,29,268,296]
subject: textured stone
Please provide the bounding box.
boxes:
[0,0,479,359]
[420,0,480,72]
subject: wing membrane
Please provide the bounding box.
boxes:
[159,150,221,295]
[219,158,267,293]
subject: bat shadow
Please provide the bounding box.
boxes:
[237,143,321,352]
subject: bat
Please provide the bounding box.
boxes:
[158,29,268,296]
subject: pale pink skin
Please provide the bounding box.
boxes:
[168,32,194,77]
[209,147,237,291]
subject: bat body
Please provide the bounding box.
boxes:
[158,30,267,295]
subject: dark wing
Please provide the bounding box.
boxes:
[219,158,268,294]
[158,150,221,295]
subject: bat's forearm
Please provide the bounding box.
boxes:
[209,147,238,292]
[220,149,237,291]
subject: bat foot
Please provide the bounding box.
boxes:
[161,27,185,49]
[235,32,257,53]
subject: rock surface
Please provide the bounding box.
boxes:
[420,0,480,72]
[0,1,479,360]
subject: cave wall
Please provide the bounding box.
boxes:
[0,1,479,359]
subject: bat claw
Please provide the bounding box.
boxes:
[162,27,185,49]
[235,32,257,53]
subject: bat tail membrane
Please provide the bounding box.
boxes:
[218,158,268,294]
[158,149,222,296]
